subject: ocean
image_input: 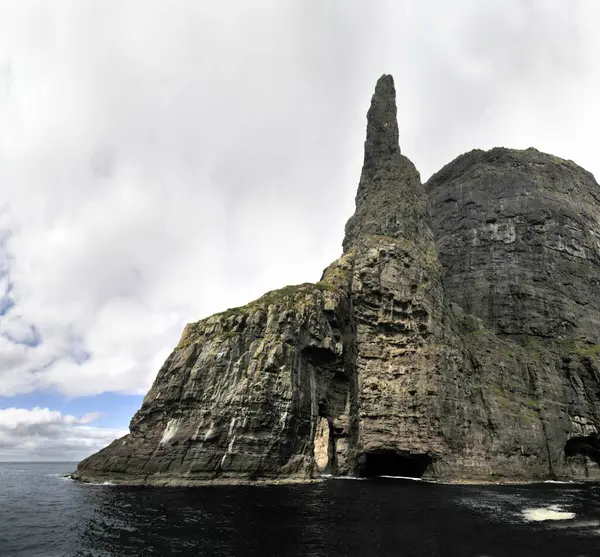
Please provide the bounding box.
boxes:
[1,462,600,556]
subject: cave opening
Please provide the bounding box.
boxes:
[565,435,600,465]
[358,449,432,478]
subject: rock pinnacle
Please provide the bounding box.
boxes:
[343,74,432,250]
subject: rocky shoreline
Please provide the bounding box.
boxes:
[70,471,598,488]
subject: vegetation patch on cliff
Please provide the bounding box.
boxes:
[176,282,340,349]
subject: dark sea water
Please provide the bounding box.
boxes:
[2,463,600,557]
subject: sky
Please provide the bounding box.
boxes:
[0,0,599,461]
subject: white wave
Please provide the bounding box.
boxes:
[378,475,423,481]
[46,473,75,481]
[326,474,428,482]
[522,504,575,522]
[75,479,116,486]
[328,475,368,481]
[543,480,574,484]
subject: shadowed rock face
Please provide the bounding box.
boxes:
[73,75,600,486]
[426,147,600,342]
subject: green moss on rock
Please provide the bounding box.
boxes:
[176,282,339,349]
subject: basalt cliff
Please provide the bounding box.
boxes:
[73,75,600,485]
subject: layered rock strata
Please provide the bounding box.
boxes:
[427,147,600,342]
[73,75,600,485]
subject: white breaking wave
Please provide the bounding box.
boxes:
[378,475,424,481]
[325,474,430,482]
[522,504,575,522]
[76,479,115,486]
[326,475,368,481]
[46,473,74,482]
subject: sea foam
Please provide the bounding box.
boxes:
[521,504,575,522]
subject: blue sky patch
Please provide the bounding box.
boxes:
[0,391,143,429]
[2,323,42,347]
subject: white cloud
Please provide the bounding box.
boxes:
[0,1,599,397]
[0,407,127,461]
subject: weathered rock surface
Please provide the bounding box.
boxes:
[73,75,600,485]
[75,282,357,484]
[426,149,600,480]
[427,147,600,342]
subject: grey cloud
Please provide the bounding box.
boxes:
[0,1,598,398]
[0,408,125,461]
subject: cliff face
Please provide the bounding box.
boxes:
[75,283,357,484]
[73,75,600,485]
[338,76,483,477]
[427,147,600,342]
[426,149,600,479]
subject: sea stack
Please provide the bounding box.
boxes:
[73,75,600,485]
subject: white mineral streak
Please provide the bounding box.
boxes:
[227,435,236,454]
[203,424,215,442]
[279,410,288,430]
[160,419,179,445]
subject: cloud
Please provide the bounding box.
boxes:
[0,1,599,400]
[0,407,127,461]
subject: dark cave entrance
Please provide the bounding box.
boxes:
[565,435,600,465]
[358,449,432,478]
